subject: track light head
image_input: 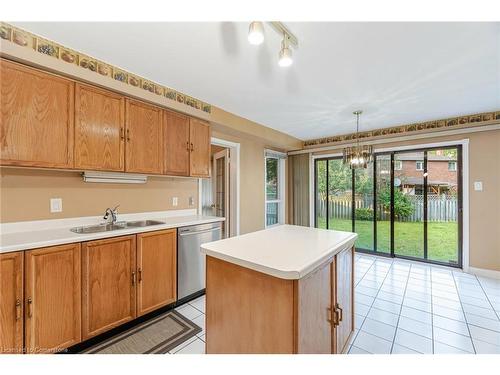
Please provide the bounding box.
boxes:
[248,21,264,45]
[278,37,293,67]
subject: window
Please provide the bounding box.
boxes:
[265,150,286,227]
[394,160,402,170]
[416,161,424,171]
[448,161,457,171]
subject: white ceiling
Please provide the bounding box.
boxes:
[13,22,500,140]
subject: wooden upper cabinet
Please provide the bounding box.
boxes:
[136,229,177,316]
[75,84,125,171]
[0,59,74,168]
[82,235,136,340]
[189,118,211,177]
[164,110,190,176]
[125,100,163,174]
[25,243,81,353]
[335,247,354,353]
[0,252,24,354]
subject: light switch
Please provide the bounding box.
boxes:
[50,198,63,213]
[172,197,178,207]
[474,181,483,191]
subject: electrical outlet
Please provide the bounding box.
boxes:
[50,198,63,213]
[474,181,483,191]
[172,197,178,207]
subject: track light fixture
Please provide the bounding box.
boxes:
[278,35,293,67]
[247,21,298,68]
[248,21,265,45]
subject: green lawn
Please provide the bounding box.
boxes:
[317,218,458,263]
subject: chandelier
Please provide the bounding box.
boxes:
[342,110,373,169]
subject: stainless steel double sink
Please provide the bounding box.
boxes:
[70,220,165,234]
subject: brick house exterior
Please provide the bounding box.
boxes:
[394,152,457,195]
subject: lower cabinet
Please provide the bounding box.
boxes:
[0,252,24,354]
[25,244,82,353]
[136,229,177,316]
[81,235,137,340]
[335,246,354,353]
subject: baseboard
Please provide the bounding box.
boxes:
[467,267,500,280]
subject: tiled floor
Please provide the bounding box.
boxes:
[171,253,500,354]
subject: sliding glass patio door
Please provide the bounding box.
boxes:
[314,145,462,268]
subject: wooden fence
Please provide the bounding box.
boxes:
[317,195,458,222]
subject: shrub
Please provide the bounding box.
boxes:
[355,208,373,221]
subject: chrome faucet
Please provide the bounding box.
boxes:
[103,205,120,224]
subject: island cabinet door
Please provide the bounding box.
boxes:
[334,246,354,354]
[295,259,335,354]
[0,252,24,354]
[25,243,82,353]
[82,235,137,340]
[136,229,177,316]
[74,83,125,171]
[125,99,164,174]
[1,59,75,169]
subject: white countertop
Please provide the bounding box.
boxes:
[0,214,224,254]
[201,224,357,280]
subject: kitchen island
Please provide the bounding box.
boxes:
[200,224,357,354]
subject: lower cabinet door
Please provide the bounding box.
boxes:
[335,246,354,353]
[82,235,136,340]
[25,244,82,353]
[136,229,177,316]
[0,252,24,354]
[296,259,335,354]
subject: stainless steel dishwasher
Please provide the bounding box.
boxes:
[177,222,222,301]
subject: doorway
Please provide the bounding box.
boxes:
[200,138,240,238]
[314,145,463,268]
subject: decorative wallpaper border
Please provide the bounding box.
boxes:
[303,111,500,147]
[0,22,211,114]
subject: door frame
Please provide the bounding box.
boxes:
[212,148,230,238]
[310,139,469,271]
[198,137,240,237]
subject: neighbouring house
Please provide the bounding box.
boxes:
[394,151,458,196]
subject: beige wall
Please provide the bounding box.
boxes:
[0,168,198,222]
[211,123,291,235]
[313,129,500,272]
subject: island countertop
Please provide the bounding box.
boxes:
[200,224,357,280]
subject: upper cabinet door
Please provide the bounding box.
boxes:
[0,252,23,354]
[75,84,125,171]
[125,100,163,174]
[189,118,211,177]
[25,243,82,353]
[164,111,190,176]
[0,59,74,168]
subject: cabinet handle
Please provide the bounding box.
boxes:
[190,142,194,152]
[186,141,190,151]
[138,268,142,283]
[132,271,136,286]
[328,306,340,327]
[336,303,343,322]
[15,299,21,320]
[27,297,33,318]
[120,127,125,141]
[126,129,131,142]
